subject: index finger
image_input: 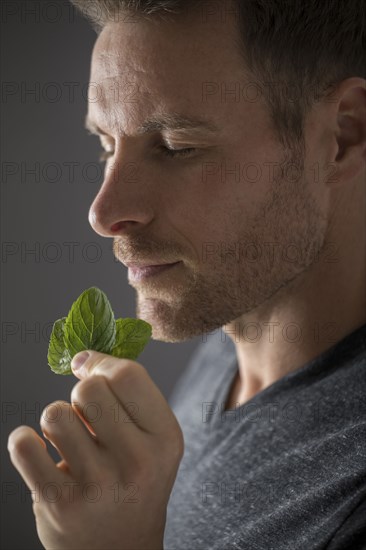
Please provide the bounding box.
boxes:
[72,351,180,436]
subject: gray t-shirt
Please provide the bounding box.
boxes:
[163,323,366,549]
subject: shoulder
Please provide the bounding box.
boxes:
[326,494,366,550]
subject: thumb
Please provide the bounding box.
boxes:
[71,350,133,379]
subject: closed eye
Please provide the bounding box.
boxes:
[99,150,114,163]
[98,146,197,163]
[158,146,197,158]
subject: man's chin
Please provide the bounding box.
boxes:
[150,327,196,344]
[135,296,230,344]
[135,298,196,343]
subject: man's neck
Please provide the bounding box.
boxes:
[223,182,366,410]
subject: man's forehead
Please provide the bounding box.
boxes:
[90,8,242,78]
[86,13,247,139]
[91,48,128,78]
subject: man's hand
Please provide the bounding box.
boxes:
[7,351,184,550]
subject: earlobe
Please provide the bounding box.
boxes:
[331,80,366,186]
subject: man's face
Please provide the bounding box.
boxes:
[87,9,328,342]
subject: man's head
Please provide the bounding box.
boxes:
[72,0,366,342]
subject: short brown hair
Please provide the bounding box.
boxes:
[70,0,366,152]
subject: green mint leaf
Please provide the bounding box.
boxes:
[55,348,73,375]
[111,318,152,360]
[48,287,152,375]
[63,287,116,356]
[48,317,72,374]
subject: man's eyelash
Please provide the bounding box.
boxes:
[159,146,197,158]
[99,150,113,163]
[98,146,197,163]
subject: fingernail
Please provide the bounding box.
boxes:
[71,351,90,372]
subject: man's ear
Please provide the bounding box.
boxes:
[330,77,366,186]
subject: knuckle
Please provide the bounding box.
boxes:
[114,360,144,385]
[167,428,185,463]
[40,401,70,429]
[174,426,185,458]
[92,356,138,376]
[71,374,105,405]
[8,426,33,456]
[94,358,142,380]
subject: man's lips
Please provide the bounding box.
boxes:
[126,261,182,281]
[121,261,180,268]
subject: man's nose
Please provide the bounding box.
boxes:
[88,153,155,238]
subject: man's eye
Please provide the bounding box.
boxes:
[99,146,197,163]
[159,146,197,158]
[99,150,114,163]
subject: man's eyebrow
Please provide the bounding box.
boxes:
[84,113,220,136]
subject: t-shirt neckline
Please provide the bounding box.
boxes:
[211,321,366,425]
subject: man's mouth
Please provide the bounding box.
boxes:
[126,261,182,281]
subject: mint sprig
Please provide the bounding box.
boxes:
[47,287,152,375]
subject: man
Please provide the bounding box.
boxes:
[8,0,366,548]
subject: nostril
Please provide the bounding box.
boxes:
[111,222,122,232]
[110,220,138,233]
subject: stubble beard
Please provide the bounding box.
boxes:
[133,148,328,343]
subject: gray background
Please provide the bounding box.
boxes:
[1,2,201,548]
